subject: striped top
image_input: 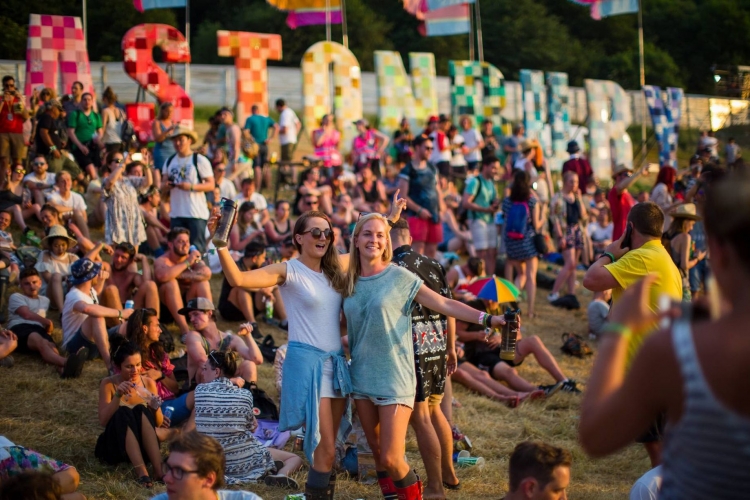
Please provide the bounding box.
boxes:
[195,378,274,484]
[660,320,750,499]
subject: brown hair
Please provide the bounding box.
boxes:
[340,213,393,298]
[627,201,664,238]
[125,308,164,366]
[509,441,572,492]
[292,211,344,290]
[704,169,750,274]
[0,471,62,500]
[206,350,240,378]
[102,86,117,105]
[167,431,225,490]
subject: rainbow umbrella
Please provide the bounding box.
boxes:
[465,276,520,303]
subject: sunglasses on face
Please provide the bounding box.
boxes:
[300,227,333,240]
[216,169,226,173]
[304,200,319,206]
[208,350,220,368]
[112,158,124,164]
[14,169,25,175]
[34,161,46,167]
[423,146,434,151]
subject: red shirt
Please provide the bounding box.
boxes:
[608,187,635,240]
[0,95,25,135]
[562,157,593,188]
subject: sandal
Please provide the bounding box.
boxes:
[505,395,520,408]
[135,476,153,488]
[443,480,462,490]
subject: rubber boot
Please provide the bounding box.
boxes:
[304,483,334,500]
[378,476,399,500]
[329,471,336,499]
[395,477,423,500]
[0,274,9,324]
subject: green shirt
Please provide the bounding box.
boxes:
[465,175,497,223]
[244,114,276,143]
[67,109,102,147]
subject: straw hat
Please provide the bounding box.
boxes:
[612,163,634,177]
[170,125,199,143]
[41,225,77,250]
[520,139,539,152]
[670,203,701,221]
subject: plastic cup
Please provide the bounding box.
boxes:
[457,456,485,468]
[452,450,470,462]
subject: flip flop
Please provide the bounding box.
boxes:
[505,395,520,408]
[443,480,462,490]
[135,476,153,488]
[61,347,89,379]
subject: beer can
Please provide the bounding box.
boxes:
[124,300,134,309]
[163,406,174,420]
[293,434,304,452]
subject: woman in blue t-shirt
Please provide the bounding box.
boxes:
[340,213,506,500]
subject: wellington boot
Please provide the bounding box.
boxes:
[304,482,334,500]
[378,476,399,500]
[396,477,423,500]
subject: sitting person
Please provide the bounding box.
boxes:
[0,441,85,500]
[150,431,263,500]
[229,202,265,252]
[154,228,212,336]
[233,178,269,227]
[23,154,56,207]
[35,226,79,311]
[100,242,159,320]
[352,166,386,212]
[456,300,580,395]
[181,298,263,388]
[329,193,359,231]
[139,186,170,257]
[62,258,134,374]
[263,200,292,245]
[445,257,485,300]
[587,289,611,339]
[0,210,19,283]
[295,167,333,215]
[217,241,287,333]
[279,236,298,261]
[6,268,87,378]
[184,351,302,488]
[122,308,189,426]
[0,330,15,368]
[39,204,94,254]
[95,337,165,488]
[45,171,89,239]
[587,206,613,260]
[503,441,571,500]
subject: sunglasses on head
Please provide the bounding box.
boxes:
[208,350,221,367]
[300,227,333,240]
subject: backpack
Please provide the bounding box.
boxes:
[561,333,593,358]
[457,177,483,225]
[258,334,278,364]
[165,153,203,184]
[506,201,530,240]
[120,110,135,145]
[246,382,279,420]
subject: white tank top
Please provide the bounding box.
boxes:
[102,107,123,144]
[279,258,343,353]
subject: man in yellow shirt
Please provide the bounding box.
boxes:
[583,200,682,466]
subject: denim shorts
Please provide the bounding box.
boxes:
[353,393,414,409]
[64,328,99,360]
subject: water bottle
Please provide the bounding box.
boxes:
[124,300,134,309]
[212,198,238,248]
[500,308,520,361]
[163,406,174,420]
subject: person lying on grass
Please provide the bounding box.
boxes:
[95,336,167,489]
[0,440,86,500]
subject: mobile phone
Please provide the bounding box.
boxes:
[621,223,633,249]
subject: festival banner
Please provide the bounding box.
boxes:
[133,0,186,13]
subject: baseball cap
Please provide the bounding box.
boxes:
[177,297,215,316]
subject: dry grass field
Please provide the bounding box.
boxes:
[0,134,652,498]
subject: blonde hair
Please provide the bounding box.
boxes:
[340,213,393,298]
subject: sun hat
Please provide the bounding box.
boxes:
[170,125,199,143]
[670,203,701,221]
[68,258,102,286]
[41,225,77,250]
[177,297,215,316]
[427,115,439,124]
[520,139,539,152]
[566,140,580,154]
[612,163,634,177]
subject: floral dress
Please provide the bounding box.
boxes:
[103,176,148,247]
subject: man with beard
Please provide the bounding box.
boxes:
[100,242,160,321]
[154,227,212,336]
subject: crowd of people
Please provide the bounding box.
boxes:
[0,72,748,500]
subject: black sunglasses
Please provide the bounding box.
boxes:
[33,161,47,167]
[300,228,333,240]
[111,158,124,164]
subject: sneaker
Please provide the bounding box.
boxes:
[61,347,89,379]
[547,292,560,302]
[0,355,14,368]
[263,474,298,489]
[538,381,564,397]
[560,380,582,394]
[250,323,262,340]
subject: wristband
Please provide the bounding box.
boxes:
[478,312,486,326]
[49,145,57,151]
[602,322,632,338]
[114,391,122,398]
[118,310,122,321]
[190,183,194,192]
[601,252,616,263]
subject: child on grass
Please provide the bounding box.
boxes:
[35,226,79,310]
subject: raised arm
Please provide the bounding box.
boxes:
[415,285,506,329]
[216,247,286,289]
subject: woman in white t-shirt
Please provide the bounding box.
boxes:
[35,225,78,311]
[448,125,467,177]
[459,115,484,174]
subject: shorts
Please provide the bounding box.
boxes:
[280,143,294,162]
[689,258,710,293]
[466,161,479,173]
[8,323,54,353]
[218,291,262,322]
[353,393,414,409]
[637,413,666,443]
[470,350,523,374]
[436,161,451,178]
[423,393,444,406]
[63,328,99,359]
[0,133,26,160]
[408,216,443,244]
[469,218,498,251]
[320,359,343,399]
[564,224,584,250]
[256,143,268,169]
[71,142,102,170]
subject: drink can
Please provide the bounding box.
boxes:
[265,299,274,319]
[163,406,174,420]
[284,495,306,500]
[293,434,304,452]
[457,456,485,468]
[124,300,134,309]
[189,245,197,253]
[212,198,238,248]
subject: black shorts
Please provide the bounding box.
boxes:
[469,350,523,373]
[71,142,102,170]
[637,413,666,443]
[436,161,451,178]
[9,323,53,353]
[218,291,263,322]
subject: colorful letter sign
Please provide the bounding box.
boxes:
[520,69,546,142]
[448,61,505,129]
[122,24,193,128]
[643,85,683,169]
[217,31,282,125]
[585,79,633,178]
[301,41,363,147]
[547,71,572,169]
[24,14,94,100]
